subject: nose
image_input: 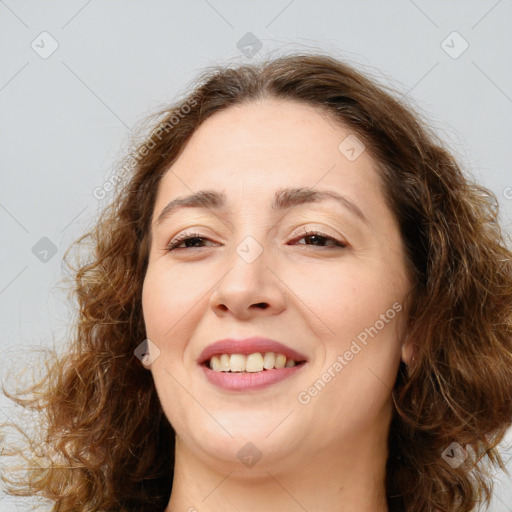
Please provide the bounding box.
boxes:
[209,241,286,320]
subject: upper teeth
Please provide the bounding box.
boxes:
[208,352,297,372]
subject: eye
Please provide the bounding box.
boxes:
[166,229,348,252]
[290,229,347,249]
[166,232,218,251]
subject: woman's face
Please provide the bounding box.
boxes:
[142,98,411,474]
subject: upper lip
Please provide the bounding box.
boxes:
[198,337,308,365]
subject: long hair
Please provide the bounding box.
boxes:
[2,53,512,512]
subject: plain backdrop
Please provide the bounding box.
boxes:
[1,1,511,510]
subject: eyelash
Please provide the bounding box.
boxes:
[166,228,347,252]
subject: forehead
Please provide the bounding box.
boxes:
[154,99,385,212]
[174,99,363,171]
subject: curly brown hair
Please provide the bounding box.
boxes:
[2,53,512,512]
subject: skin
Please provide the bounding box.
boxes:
[142,98,414,512]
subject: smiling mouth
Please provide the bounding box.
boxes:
[205,352,306,373]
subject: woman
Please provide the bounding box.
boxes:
[2,53,512,512]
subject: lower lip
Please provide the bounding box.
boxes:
[201,363,306,391]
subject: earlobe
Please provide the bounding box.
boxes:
[401,334,416,367]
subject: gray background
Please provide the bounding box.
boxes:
[1,1,511,510]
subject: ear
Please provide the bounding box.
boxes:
[401,333,416,366]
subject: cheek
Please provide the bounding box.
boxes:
[283,259,396,339]
[142,271,170,337]
[288,257,404,403]
[142,265,203,338]
[141,268,201,411]
[298,275,402,435]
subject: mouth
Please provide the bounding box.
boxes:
[204,352,307,373]
[198,337,308,391]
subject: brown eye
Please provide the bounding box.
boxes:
[167,233,217,251]
[291,230,347,248]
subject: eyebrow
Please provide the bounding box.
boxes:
[154,187,370,227]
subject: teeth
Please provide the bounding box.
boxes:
[275,354,287,369]
[208,352,299,372]
[246,353,264,373]
[263,352,275,369]
[229,354,246,372]
[210,355,221,371]
[219,353,230,371]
